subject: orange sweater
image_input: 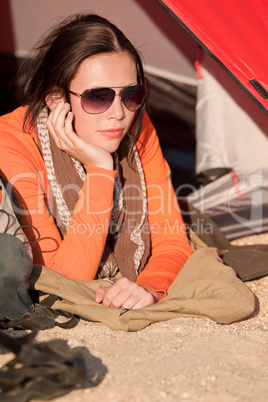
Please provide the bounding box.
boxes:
[0,107,192,294]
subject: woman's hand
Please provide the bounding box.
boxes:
[46,99,113,170]
[95,277,157,309]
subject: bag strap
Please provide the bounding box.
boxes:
[0,305,79,332]
[0,207,40,244]
[0,209,11,234]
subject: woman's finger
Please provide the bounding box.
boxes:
[95,287,108,303]
[130,292,155,309]
[47,99,66,127]
[47,103,74,149]
[96,278,155,309]
[51,102,70,137]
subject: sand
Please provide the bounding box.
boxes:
[0,234,268,402]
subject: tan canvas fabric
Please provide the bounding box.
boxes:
[29,248,255,332]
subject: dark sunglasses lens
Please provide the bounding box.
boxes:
[122,85,146,111]
[82,88,115,113]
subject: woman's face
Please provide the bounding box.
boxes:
[69,52,138,154]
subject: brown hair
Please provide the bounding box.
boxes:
[16,14,150,147]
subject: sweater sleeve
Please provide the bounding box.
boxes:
[136,113,192,295]
[0,108,117,280]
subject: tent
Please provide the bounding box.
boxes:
[157,0,268,114]
[0,0,199,191]
[157,0,268,240]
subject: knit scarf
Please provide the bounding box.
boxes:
[36,108,150,281]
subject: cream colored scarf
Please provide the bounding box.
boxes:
[36,108,150,281]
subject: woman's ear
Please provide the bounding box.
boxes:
[45,90,65,111]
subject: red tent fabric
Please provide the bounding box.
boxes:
[157,0,268,115]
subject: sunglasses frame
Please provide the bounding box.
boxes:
[68,84,146,114]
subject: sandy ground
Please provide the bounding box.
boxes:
[1,234,268,402]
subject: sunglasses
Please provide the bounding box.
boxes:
[68,84,146,114]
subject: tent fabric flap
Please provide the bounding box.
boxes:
[157,0,268,115]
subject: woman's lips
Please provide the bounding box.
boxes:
[99,129,124,138]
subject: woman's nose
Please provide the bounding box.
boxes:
[106,94,125,119]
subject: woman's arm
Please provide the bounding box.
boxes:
[135,113,193,296]
[95,113,192,307]
[0,108,116,280]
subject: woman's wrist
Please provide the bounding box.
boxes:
[139,285,165,303]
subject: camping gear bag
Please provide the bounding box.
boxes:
[0,177,36,319]
[0,175,256,332]
[28,247,255,332]
[0,175,80,329]
[0,177,90,401]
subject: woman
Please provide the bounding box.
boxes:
[0,14,192,310]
